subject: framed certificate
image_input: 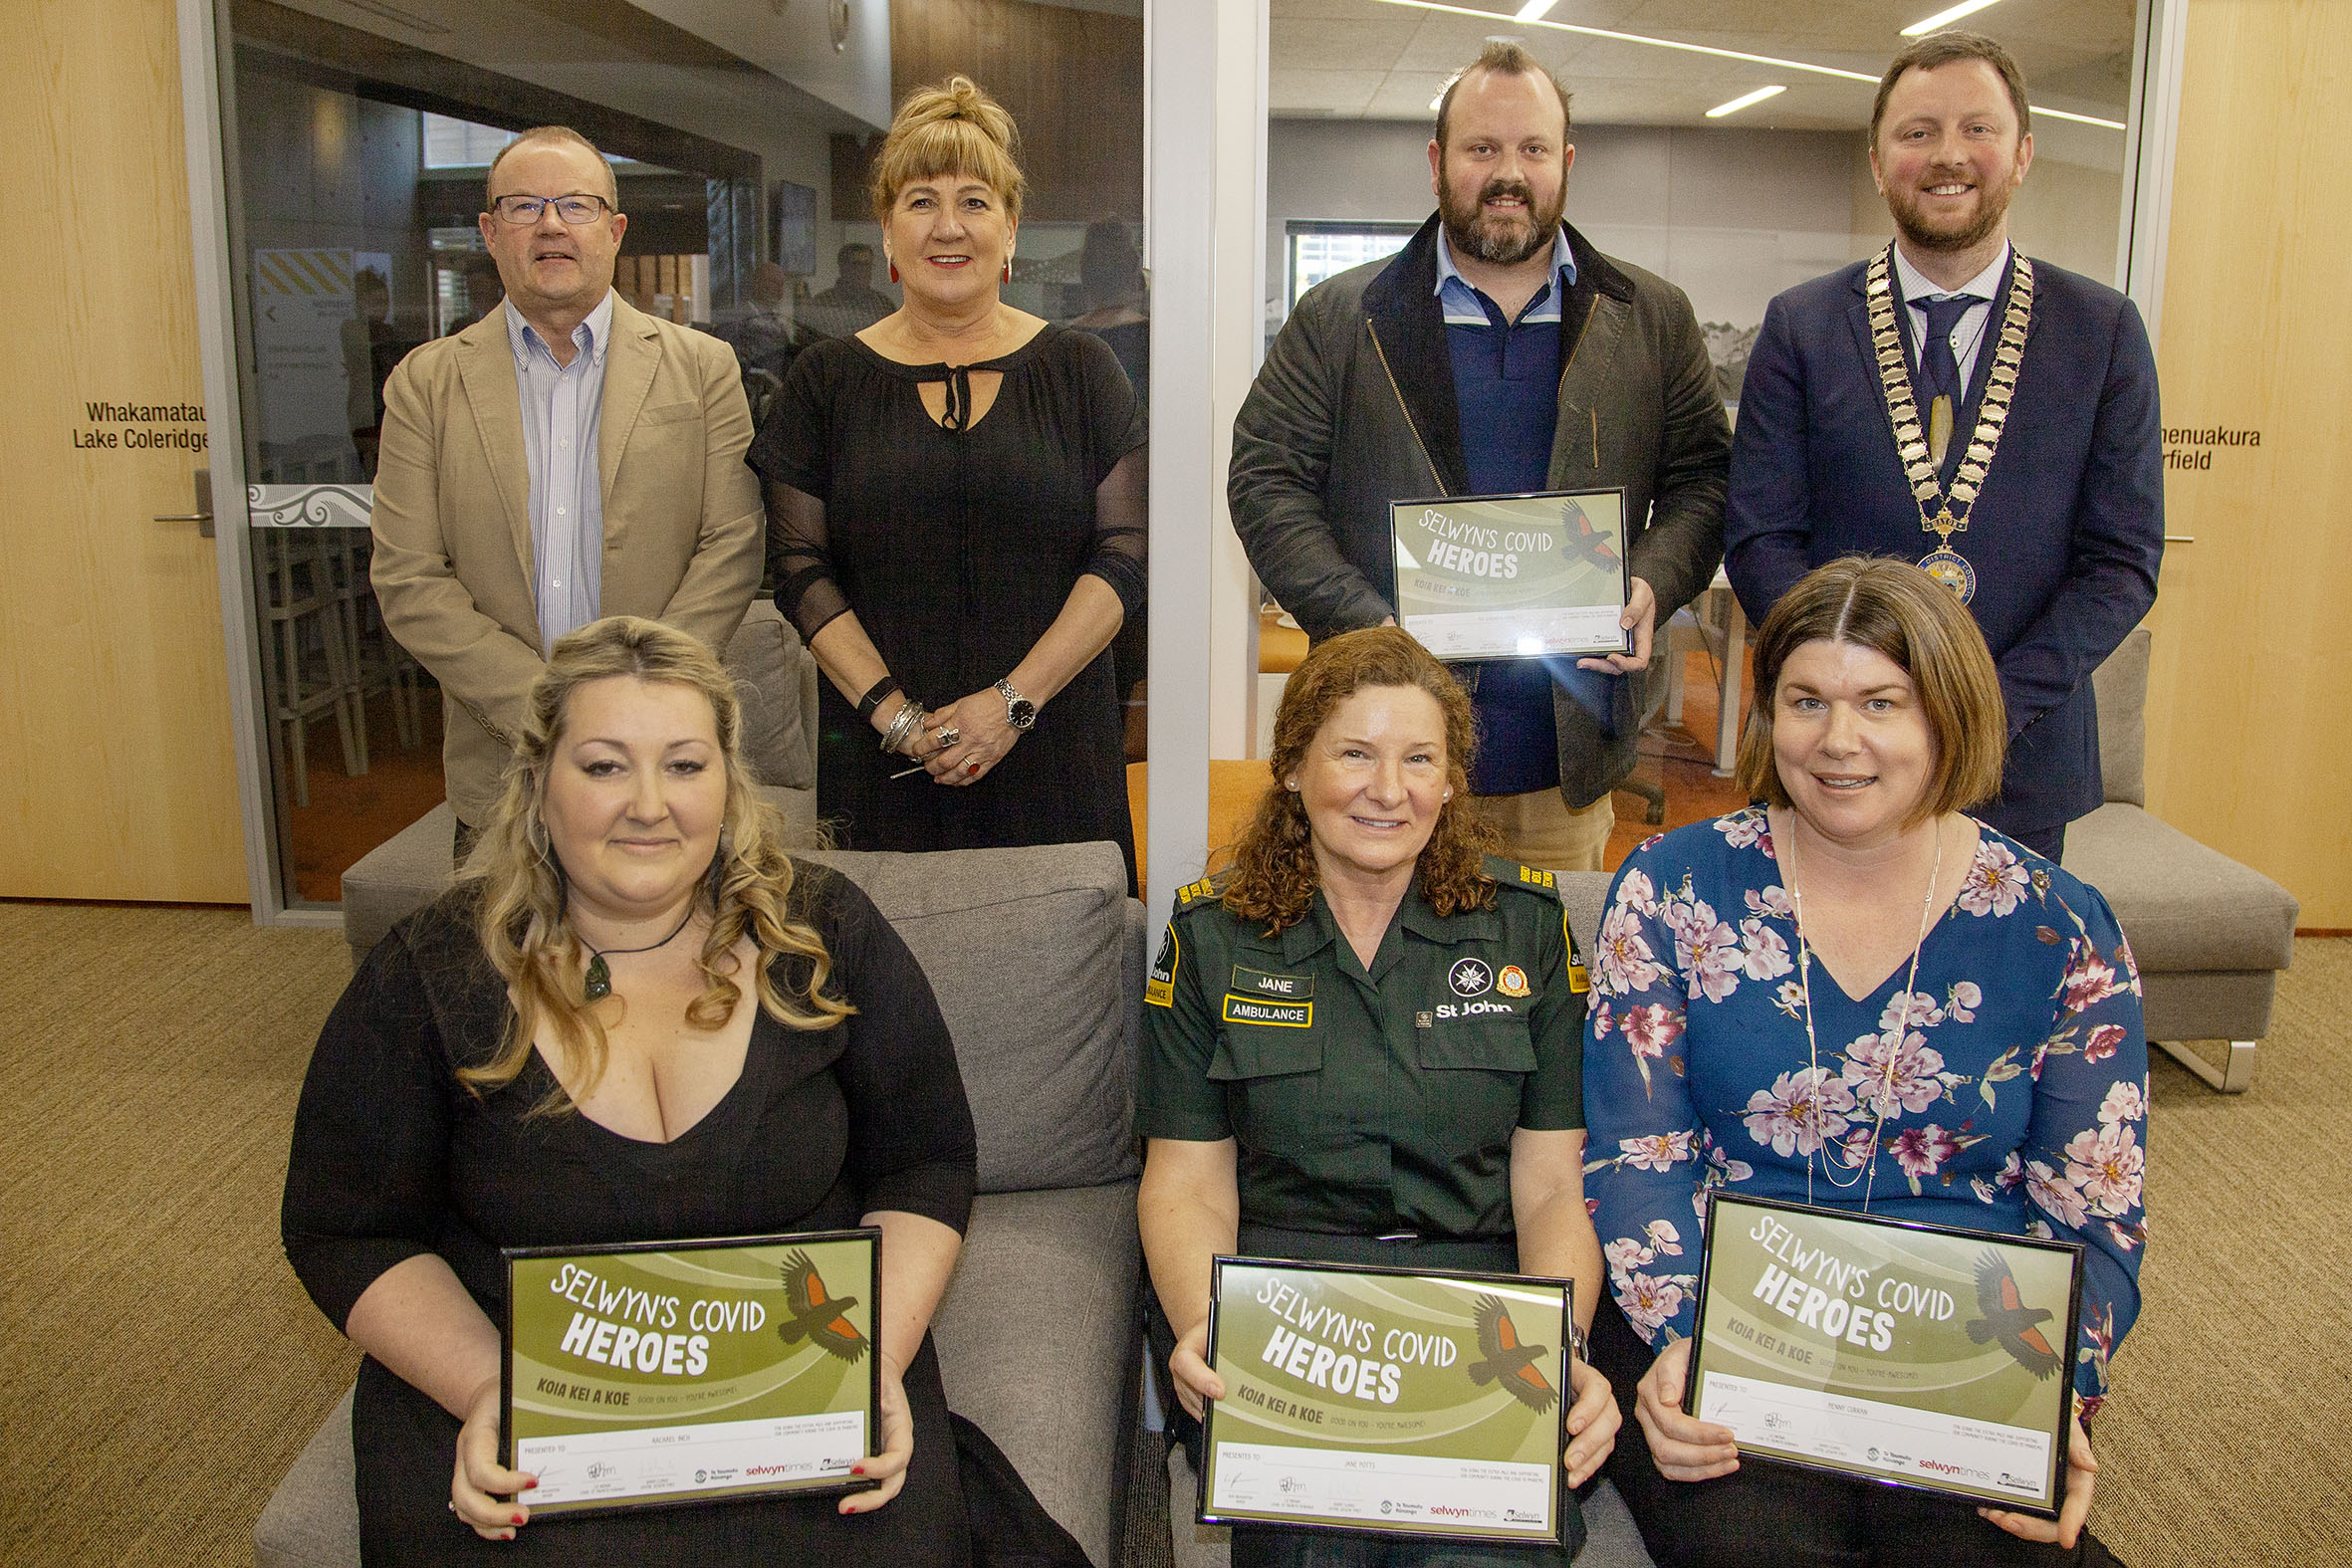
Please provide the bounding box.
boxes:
[501,1229,880,1518]
[1390,489,1629,661]
[1686,1194,2085,1517]
[1199,1255,1572,1545]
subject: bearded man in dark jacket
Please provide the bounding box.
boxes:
[1231,42,1728,871]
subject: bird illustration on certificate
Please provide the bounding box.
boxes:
[1390,488,1629,660]
[1685,1194,2085,1518]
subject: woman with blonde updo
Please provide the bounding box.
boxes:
[283,616,998,1564]
[749,76,1146,887]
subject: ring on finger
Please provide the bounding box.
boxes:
[965,759,982,777]
[934,725,959,748]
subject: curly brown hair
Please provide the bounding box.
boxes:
[459,616,851,1116]
[1225,626,1502,934]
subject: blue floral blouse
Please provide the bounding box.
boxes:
[1583,808,2148,1411]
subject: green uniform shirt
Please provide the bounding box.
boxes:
[1138,855,1588,1241]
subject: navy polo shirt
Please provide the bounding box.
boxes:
[1435,230,1577,796]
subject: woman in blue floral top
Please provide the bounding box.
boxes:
[1584,559,2145,1568]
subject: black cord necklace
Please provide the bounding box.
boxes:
[580,905,697,1002]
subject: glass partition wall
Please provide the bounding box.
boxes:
[1264,0,2142,406]
[208,0,1145,908]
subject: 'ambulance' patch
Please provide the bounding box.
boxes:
[1222,995,1311,1028]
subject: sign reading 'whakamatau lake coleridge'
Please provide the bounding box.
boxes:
[1687,1194,2084,1516]
[502,1230,880,1518]
[1201,1256,1573,1544]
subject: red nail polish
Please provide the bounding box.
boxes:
[849,1464,865,1475]
[512,1512,527,1525]
[524,1479,539,1489]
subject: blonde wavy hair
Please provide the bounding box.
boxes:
[459,616,850,1113]
[1225,626,1502,934]
[869,75,1026,225]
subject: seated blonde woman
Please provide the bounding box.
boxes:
[282,616,990,1565]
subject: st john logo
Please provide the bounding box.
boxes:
[1448,958,1492,997]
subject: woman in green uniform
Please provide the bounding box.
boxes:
[1137,626,1619,1566]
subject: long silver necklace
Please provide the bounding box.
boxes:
[1780,814,1945,1212]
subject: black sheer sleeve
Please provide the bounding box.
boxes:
[749,342,852,642]
[805,870,979,1232]
[281,921,460,1332]
[1070,330,1149,620]
[1085,449,1148,621]
[765,480,850,643]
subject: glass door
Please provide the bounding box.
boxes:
[201,0,1147,910]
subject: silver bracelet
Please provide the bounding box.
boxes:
[879,698,926,756]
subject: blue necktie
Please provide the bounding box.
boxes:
[1918,294,1976,404]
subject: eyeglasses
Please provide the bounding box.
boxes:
[489,193,613,226]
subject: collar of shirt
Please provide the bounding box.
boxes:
[503,289,616,371]
[1276,880,1502,967]
[1891,241,2008,315]
[1434,226,1576,328]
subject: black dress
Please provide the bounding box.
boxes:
[748,325,1147,887]
[282,872,979,1566]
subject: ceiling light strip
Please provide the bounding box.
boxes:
[1707,85,1786,118]
[1366,0,2126,130]
[1902,0,2006,37]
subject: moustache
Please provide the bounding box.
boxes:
[1477,178,1535,211]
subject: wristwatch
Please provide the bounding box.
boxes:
[994,678,1037,731]
[855,674,900,721]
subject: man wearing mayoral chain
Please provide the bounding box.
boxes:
[1723,31,2162,863]
[1231,41,1728,874]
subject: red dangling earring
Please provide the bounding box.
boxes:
[1003,257,1013,284]
[888,259,899,284]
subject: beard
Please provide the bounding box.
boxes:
[1437,173,1567,268]
[1884,174,2013,257]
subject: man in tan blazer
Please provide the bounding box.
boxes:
[371,125,762,837]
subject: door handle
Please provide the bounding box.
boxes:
[154,468,215,538]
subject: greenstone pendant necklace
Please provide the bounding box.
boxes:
[581,906,697,1002]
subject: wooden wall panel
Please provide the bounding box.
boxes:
[2146,0,2352,926]
[887,0,1144,223]
[0,0,246,900]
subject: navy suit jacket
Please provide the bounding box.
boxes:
[1724,252,2163,834]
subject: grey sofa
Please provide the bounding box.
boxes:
[340,599,823,968]
[257,838,1146,1566]
[2062,627,2299,1090]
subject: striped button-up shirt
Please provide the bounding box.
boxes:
[504,291,613,650]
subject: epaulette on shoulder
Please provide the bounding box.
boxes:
[1172,871,1230,912]
[1484,854,1561,898]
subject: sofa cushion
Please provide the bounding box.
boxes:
[2064,802,2298,972]
[1560,871,1611,961]
[253,1387,357,1568]
[932,1185,1140,1566]
[728,600,817,791]
[799,842,1139,1193]
[2091,627,2149,807]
